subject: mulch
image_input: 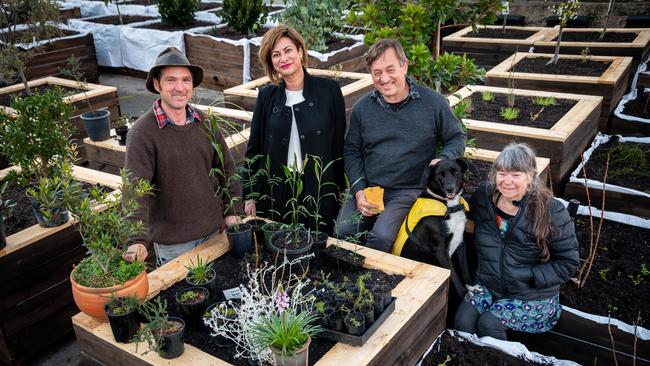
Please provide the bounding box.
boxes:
[512,57,611,77]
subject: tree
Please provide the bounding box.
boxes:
[547,0,581,66]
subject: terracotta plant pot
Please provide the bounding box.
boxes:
[270,336,311,366]
[70,269,149,322]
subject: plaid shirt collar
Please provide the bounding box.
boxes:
[152,99,201,129]
[371,77,421,109]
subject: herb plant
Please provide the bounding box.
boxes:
[133,298,180,355]
[533,96,557,107]
[178,290,200,303]
[500,107,520,120]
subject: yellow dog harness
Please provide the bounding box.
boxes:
[392,196,469,256]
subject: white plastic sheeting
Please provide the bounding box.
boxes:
[568,133,650,201]
[58,0,158,18]
[0,22,89,50]
[67,15,159,67]
[416,329,581,366]
[561,305,650,341]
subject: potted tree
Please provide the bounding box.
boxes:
[134,298,186,359]
[68,170,154,321]
[0,87,79,227]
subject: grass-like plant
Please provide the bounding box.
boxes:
[184,255,214,284]
[481,91,494,102]
[452,98,472,120]
[533,96,557,107]
[499,107,520,121]
[303,155,339,234]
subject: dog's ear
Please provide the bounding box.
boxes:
[456,158,469,173]
[419,164,435,187]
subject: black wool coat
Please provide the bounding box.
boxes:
[244,70,346,234]
[471,182,580,301]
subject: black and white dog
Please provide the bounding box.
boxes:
[395,158,472,301]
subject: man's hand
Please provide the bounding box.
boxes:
[430,158,442,166]
[225,215,242,227]
[123,243,147,263]
[355,190,380,217]
[244,200,256,216]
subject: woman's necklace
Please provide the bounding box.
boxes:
[497,195,519,216]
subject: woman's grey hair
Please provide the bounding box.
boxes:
[489,142,539,185]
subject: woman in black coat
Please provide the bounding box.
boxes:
[243,25,346,235]
[455,143,579,340]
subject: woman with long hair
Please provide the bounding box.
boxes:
[455,143,579,340]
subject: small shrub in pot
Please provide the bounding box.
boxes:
[104,295,141,343]
[133,298,186,359]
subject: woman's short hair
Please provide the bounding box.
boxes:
[258,25,308,85]
[365,38,408,70]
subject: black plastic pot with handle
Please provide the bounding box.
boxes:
[104,300,140,343]
[225,223,253,257]
[81,109,111,141]
[158,317,185,359]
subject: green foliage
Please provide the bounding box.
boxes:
[185,255,213,284]
[349,0,495,91]
[252,309,321,360]
[0,182,17,220]
[0,87,76,188]
[70,170,153,288]
[533,96,557,107]
[279,0,349,52]
[302,155,338,232]
[452,98,472,120]
[348,315,362,327]
[353,273,373,310]
[158,0,200,26]
[25,161,81,224]
[178,290,200,303]
[260,155,282,221]
[499,107,520,120]
[481,91,494,102]
[628,264,649,286]
[220,0,269,36]
[133,298,177,355]
[600,142,648,179]
[0,0,63,90]
[598,267,609,281]
[106,295,141,316]
[239,154,264,218]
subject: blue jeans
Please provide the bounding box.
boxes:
[153,230,218,267]
[334,188,420,252]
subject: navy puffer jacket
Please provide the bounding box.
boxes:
[472,182,579,301]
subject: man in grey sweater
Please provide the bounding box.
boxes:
[334,39,466,253]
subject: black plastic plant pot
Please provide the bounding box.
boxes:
[360,304,375,328]
[175,286,209,325]
[372,296,385,318]
[27,196,69,228]
[261,222,282,250]
[246,219,266,250]
[269,229,314,268]
[81,109,111,142]
[372,285,392,308]
[115,126,128,146]
[226,223,253,257]
[327,310,344,332]
[158,317,185,359]
[104,303,140,343]
[185,268,218,301]
[311,231,329,252]
[344,312,366,336]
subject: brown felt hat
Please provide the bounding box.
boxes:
[145,47,204,94]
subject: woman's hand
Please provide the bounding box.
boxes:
[244,200,256,216]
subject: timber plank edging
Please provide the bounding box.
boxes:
[443,25,551,45]
[73,235,449,366]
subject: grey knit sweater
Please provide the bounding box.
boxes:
[344,83,466,195]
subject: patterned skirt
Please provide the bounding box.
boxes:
[464,284,562,333]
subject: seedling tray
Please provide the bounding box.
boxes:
[320,297,396,346]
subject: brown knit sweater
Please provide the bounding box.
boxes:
[125,108,243,246]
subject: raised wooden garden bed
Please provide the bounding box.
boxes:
[60,5,81,21]
[84,106,252,174]
[611,87,650,135]
[564,134,650,219]
[1,24,99,84]
[485,52,633,132]
[223,68,374,120]
[441,25,550,69]
[249,34,369,80]
[0,166,120,366]
[450,85,602,190]
[535,28,650,71]
[0,77,120,160]
[72,236,449,365]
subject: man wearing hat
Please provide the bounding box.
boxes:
[123,47,242,266]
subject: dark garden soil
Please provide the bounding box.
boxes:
[320,37,357,53]
[139,20,216,32]
[0,28,79,43]
[463,159,492,200]
[511,57,611,77]
[553,31,639,43]
[421,331,552,366]
[621,88,650,120]
[2,180,111,236]
[463,28,539,40]
[579,139,650,192]
[208,26,267,40]
[153,248,404,365]
[561,217,649,327]
[198,2,220,11]
[467,92,577,129]
[88,15,158,25]
[0,85,85,107]
[270,230,312,250]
